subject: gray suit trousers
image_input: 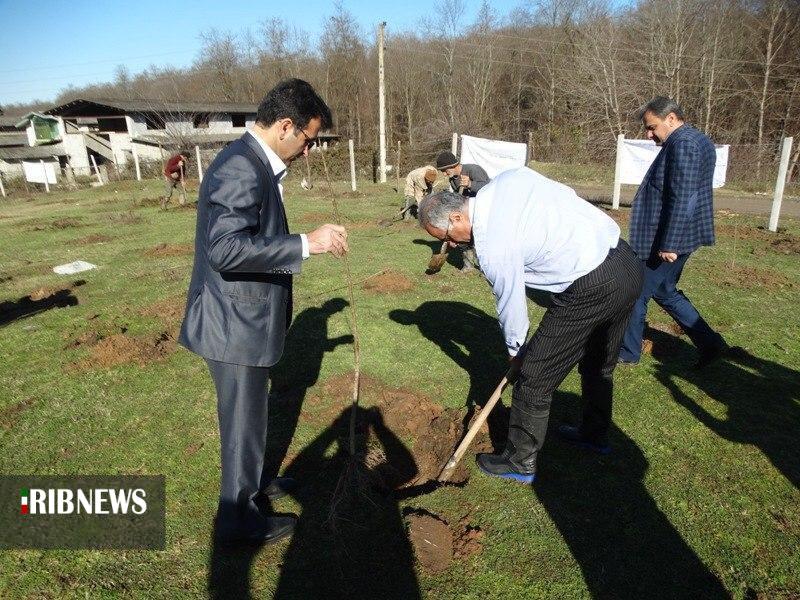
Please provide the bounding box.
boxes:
[206,358,271,536]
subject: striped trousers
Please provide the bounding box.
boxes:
[512,239,644,467]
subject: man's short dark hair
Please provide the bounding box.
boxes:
[256,78,333,130]
[638,96,685,121]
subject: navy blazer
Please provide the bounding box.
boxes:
[629,124,716,257]
[179,134,303,368]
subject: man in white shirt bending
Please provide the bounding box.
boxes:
[418,167,644,483]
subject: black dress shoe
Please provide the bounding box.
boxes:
[218,514,297,546]
[261,477,296,501]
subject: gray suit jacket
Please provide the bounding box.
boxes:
[179,134,303,367]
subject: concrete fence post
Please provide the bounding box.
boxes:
[349,139,357,192]
[195,145,203,183]
[132,144,142,181]
[611,134,625,210]
[90,155,104,185]
[40,160,50,193]
[769,136,794,232]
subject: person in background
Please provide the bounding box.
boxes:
[618,96,728,368]
[161,150,189,209]
[402,165,437,220]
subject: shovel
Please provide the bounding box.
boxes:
[426,185,464,273]
[437,344,527,482]
[378,205,414,227]
[426,241,450,273]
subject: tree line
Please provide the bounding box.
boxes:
[6,0,800,177]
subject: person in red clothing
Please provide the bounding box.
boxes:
[161,151,189,209]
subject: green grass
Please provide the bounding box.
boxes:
[0,175,798,599]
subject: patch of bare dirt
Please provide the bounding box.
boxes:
[362,270,414,294]
[108,212,146,226]
[707,264,793,291]
[295,211,332,224]
[74,234,113,245]
[641,321,688,354]
[62,314,128,350]
[68,330,176,371]
[716,223,800,255]
[406,511,453,573]
[143,243,193,258]
[404,510,484,573]
[28,217,85,231]
[138,295,187,327]
[184,442,204,456]
[29,286,63,302]
[319,373,496,487]
[769,235,800,255]
[0,397,36,430]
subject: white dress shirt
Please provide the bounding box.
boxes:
[470,167,621,356]
[247,130,309,259]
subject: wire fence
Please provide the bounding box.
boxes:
[0,137,796,197]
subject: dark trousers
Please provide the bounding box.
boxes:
[619,252,724,363]
[513,240,644,466]
[205,359,272,537]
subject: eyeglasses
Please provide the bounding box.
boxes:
[295,126,317,149]
[443,222,452,244]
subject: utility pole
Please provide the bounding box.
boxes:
[378,21,387,183]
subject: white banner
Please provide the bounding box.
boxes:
[460,135,528,179]
[23,161,57,184]
[619,140,729,188]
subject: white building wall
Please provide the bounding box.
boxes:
[62,132,90,173]
[132,141,164,161]
[130,115,149,135]
[0,160,25,177]
[208,113,231,132]
[164,115,193,137]
[108,133,133,167]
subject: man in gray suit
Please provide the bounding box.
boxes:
[179,79,348,545]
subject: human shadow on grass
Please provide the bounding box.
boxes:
[648,328,800,490]
[207,298,353,599]
[533,391,729,598]
[274,405,421,599]
[0,288,78,327]
[390,301,509,451]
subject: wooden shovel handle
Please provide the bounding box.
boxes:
[437,366,516,482]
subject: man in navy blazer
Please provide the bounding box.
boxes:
[179,79,348,545]
[619,97,727,367]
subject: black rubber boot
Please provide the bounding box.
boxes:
[475,396,547,484]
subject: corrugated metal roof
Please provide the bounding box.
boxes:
[0,133,28,147]
[46,98,258,116]
[0,143,66,160]
[133,131,340,147]
[133,132,242,145]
